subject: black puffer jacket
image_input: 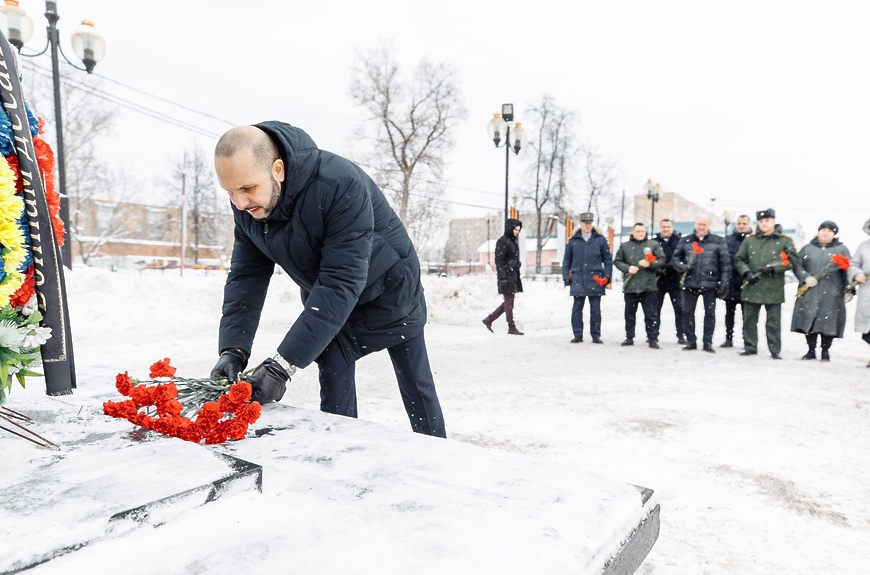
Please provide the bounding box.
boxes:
[495,219,523,294]
[723,229,752,300]
[673,233,731,290]
[653,231,683,292]
[218,121,426,368]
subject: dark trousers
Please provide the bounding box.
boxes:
[315,330,446,437]
[742,302,782,355]
[657,287,686,339]
[571,295,602,339]
[485,292,516,329]
[723,299,743,340]
[682,288,718,346]
[624,291,660,340]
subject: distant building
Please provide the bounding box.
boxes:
[70,198,232,270]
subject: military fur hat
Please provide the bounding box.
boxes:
[756,208,776,220]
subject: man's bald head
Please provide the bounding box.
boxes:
[215,125,280,174]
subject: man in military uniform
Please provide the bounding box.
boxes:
[733,208,798,359]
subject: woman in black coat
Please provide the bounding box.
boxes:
[483,218,524,335]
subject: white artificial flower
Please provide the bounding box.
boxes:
[21,325,52,348]
[0,319,26,352]
[20,295,39,317]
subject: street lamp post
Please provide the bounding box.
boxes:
[723,212,731,237]
[644,179,661,236]
[0,0,106,269]
[487,103,526,222]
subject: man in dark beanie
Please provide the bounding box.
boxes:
[734,208,798,359]
[483,218,525,335]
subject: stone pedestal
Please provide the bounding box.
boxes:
[2,394,658,574]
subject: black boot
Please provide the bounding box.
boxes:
[720,338,733,348]
[508,326,524,336]
[820,335,833,361]
[803,334,817,360]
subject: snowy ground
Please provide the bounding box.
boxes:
[7,265,870,574]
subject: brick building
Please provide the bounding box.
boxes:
[70,198,232,270]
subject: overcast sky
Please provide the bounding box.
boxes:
[11,0,870,249]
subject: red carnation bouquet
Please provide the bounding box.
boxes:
[103,358,262,444]
[623,248,656,289]
[796,253,850,298]
[680,241,704,286]
[593,275,609,287]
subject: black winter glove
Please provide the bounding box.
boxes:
[247,358,290,404]
[210,348,248,383]
[564,278,571,287]
[760,265,776,277]
[716,285,729,298]
[743,271,760,285]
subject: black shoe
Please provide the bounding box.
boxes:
[570,337,583,343]
[482,319,493,333]
[677,337,687,345]
[621,338,634,346]
[771,353,782,359]
[703,344,715,353]
[740,350,757,356]
[801,350,816,360]
[508,327,524,336]
[683,342,697,351]
[821,350,830,362]
[720,339,733,348]
[592,338,603,344]
[649,340,660,349]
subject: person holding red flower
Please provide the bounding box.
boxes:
[210,123,445,438]
[613,223,665,348]
[791,221,851,361]
[562,212,613,344]
[672,215,731,353]
[734,208,798,359]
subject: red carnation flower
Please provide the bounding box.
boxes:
[149,358,177,379]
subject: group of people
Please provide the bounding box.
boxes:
[201,120,869,440]
[557,208,870,364]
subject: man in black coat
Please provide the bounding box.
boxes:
[209,122,445,437]
[483,218,524,335]
[720,214,753,347]
[653,219,686,344]
[672,215,731,352]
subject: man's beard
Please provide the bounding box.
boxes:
[262,175,282,218]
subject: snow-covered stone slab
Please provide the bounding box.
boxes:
[0,395,262,575]
[4,393,658,574]
[213,404,660,574]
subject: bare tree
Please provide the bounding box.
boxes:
[522,95,580,273]
[169,147,225,264]
[71,169,142,265]
[580,143,621,228]
[20,63,128,263]
[348,42,466,255]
